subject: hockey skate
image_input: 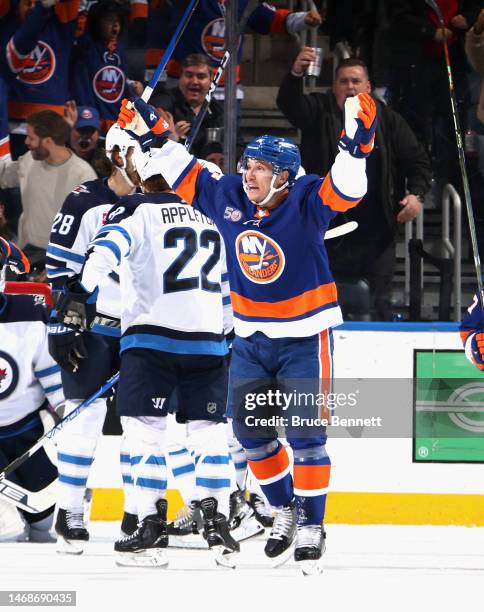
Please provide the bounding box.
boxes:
[167,501,207,549]
[115,499,169,568]
[249,492,274,528]
[55,508,89,555]
[294,524,326,576]
[229,490,264,542]
[120,511,139,537]
[200,497,240,568]
[264,500,296,567]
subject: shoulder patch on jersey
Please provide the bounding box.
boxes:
[0,350,19,400]
[235,230,285,284]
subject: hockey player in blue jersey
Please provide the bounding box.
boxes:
[0,237,64,542]
[460,287,484,370]
[116,90,376,574]
[46,124,139,554]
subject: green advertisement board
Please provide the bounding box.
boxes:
[414,349,484,462]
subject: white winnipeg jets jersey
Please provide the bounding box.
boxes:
[82,191,228,356]
[0,295,64,428]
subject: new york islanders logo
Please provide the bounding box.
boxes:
[17,41,56,85]
[93,66,125,103]
[0,351,19,400]
[236,230,285,284]
[201,18,241,62]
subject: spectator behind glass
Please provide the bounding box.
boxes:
[65,102,102,168]
[277,54,432,320]
[201,141,225,174]
[0,110,96,274]
[0,0,80,159]
[70,0,142,134]
[151,54,225,158]
[142,0,322,99]
[387,0,481,185]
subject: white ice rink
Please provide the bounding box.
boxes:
[2,523,484,612]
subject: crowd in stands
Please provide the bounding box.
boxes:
[0,0,483,320]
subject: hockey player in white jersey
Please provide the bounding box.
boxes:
[54,150,239,567]
[0,238,64,542]
[46,125,140,553]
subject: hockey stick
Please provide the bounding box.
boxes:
[324,221,358,240]
[424,0,484,307]
[141,0,200,102]
[0,372,119,513]
[0,477,58,514]
[184,50,231,152]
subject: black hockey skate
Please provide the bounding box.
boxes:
[264,500,296,567]
[249,492,274,528]
[55,508,89,555]
[120,511,139,537]
[229,490,264,541]
[200,497,240,568]
[294,524,326,575]
[115,499,168,567]
[167,500,202,536]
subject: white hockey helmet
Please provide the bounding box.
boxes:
[105,123,140,170]
[133,147,164,182]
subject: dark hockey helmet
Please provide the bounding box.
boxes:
[240,135,301,186]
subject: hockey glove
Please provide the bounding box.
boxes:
[47,320,87,373]
[0,237,30,274]
[339,92,377,159]
[118,98,171,151]
[55,275,98,331]
[470,332,484,370]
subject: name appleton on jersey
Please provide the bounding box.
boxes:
[160,206,215,227]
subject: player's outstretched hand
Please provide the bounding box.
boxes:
[55,275,98,331]
[339,92,377,158]
[470,332,484,370]
[118,98,171,151]
[0,237,30,274]
[47,322,87,373]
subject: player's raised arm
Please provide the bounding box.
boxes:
[117,98,220,216]
[318,92,377,213]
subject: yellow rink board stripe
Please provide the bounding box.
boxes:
[90,489,484,526]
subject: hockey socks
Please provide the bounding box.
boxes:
[246,441,293,508]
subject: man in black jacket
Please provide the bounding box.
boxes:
[277,53,432,320]
[151,53,224,158]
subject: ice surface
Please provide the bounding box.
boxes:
[1,523,484,612]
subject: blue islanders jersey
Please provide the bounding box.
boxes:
[1,0,79,122]
[0,294,64,428]
[144,140,368,338]
[70,35,129,134]
[145,0,290,82]
[460,285,484,369]
[46,177,121,334]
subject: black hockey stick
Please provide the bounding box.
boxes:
[184,50,230,152]
[424,0,484,307]
[0,372,119,513]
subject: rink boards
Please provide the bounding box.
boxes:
[79,322,484,525]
